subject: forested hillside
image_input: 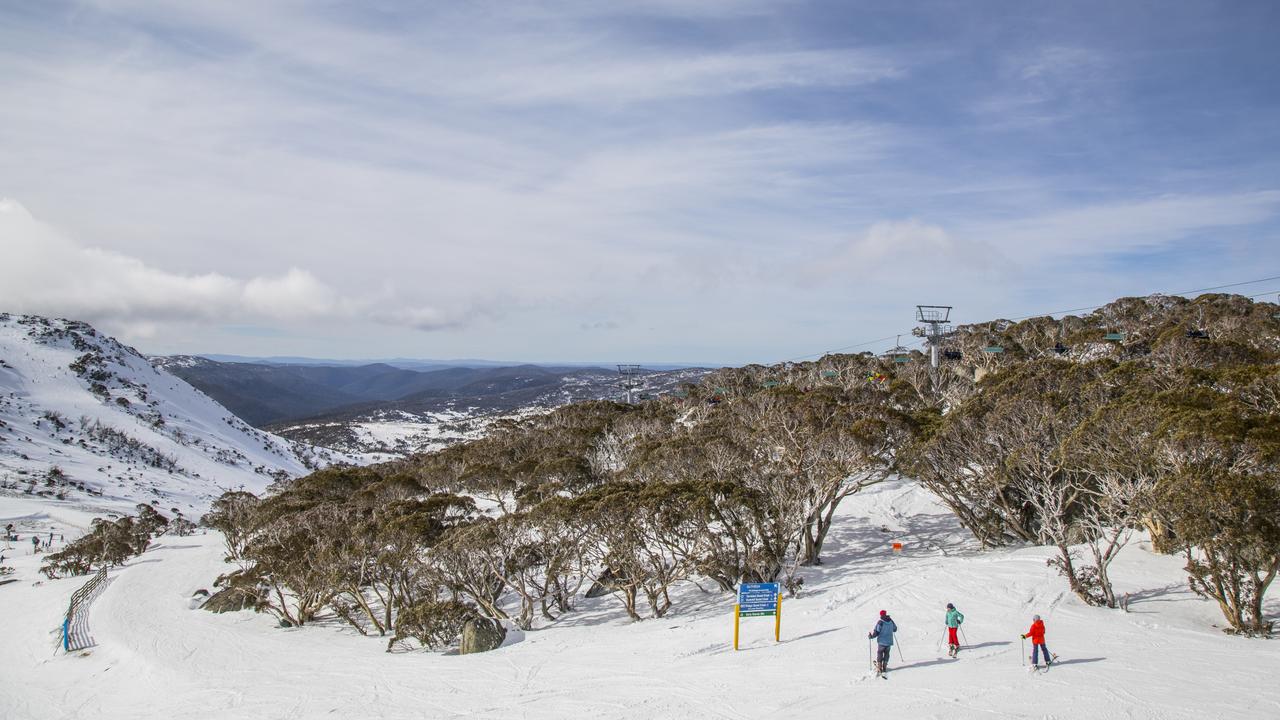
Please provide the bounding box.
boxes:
[180,293,1280,647]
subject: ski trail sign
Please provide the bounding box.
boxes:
[733,582,781,650]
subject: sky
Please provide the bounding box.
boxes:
[2,0,1279,366]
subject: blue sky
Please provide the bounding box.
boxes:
[1,0,1278,364]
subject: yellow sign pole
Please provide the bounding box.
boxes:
[775,594,781,642]
[733,604,741,650]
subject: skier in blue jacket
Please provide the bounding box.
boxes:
[867,610,898,673]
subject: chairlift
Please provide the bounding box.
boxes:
[1051,319,1070,355]
[1104,332,1127,342]
[943,349,962,361]
[1186,306,1210,340]
[883,335,912,364]
[821,370,839,379]
[983,346,1004,354]
[761,380,780,389]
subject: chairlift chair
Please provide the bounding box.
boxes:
[821,370,839,379]
[883,335,912,364]
[983,345,1004,354]
[1103,332,1127,342]
[1186,307,1210,340]
[1053,342,1069,355]
[943,349,962,361]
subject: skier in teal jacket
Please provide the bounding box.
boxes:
[944,603,964,657]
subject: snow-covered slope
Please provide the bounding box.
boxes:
[1,477,1275,719]
[0,314,350,524]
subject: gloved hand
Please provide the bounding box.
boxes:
[1020,634,1026,639]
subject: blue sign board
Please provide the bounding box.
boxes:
[738,582,779,617]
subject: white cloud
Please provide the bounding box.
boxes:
[978,191,1280,258]
[243,268,341,319]
[463,50,902,105]
[0,198,466,335]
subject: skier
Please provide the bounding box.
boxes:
[867,610,898,675]
[31,535,39,553]
[1021,614,1052,668]
[944,602,964,657]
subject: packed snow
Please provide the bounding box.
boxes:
[2,477,1276,719]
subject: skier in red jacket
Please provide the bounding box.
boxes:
[1021,615,1052,668]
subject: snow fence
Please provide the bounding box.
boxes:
[62,567,110,652]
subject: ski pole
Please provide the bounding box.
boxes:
[895,633,904,662]
[959,626,969,648]
[869,637,874,671]
[1020,635,1025,665]
[935,627,944,652]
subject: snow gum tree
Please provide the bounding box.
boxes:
[1148,368,1280,636]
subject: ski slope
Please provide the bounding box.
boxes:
[2,477,1276,719]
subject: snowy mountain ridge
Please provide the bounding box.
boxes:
[0,313,353,520]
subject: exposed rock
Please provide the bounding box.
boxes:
[201,570,266,613]
[585,567,620,599]
[187,588,210,609]
[459,617,506,654]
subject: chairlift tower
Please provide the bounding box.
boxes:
[617,364,642,404]
[912,305,954,369]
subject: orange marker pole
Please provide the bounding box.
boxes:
[733,604,741,650]
[775,594,782,642]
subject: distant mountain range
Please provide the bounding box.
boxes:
[153,356,710,428]
[198,354,712,372]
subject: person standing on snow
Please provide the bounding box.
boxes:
[868,610,898,674]
[1021,614,1052,668]
[944,603,964,657]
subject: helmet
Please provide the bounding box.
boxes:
[1033,614,1041,621]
